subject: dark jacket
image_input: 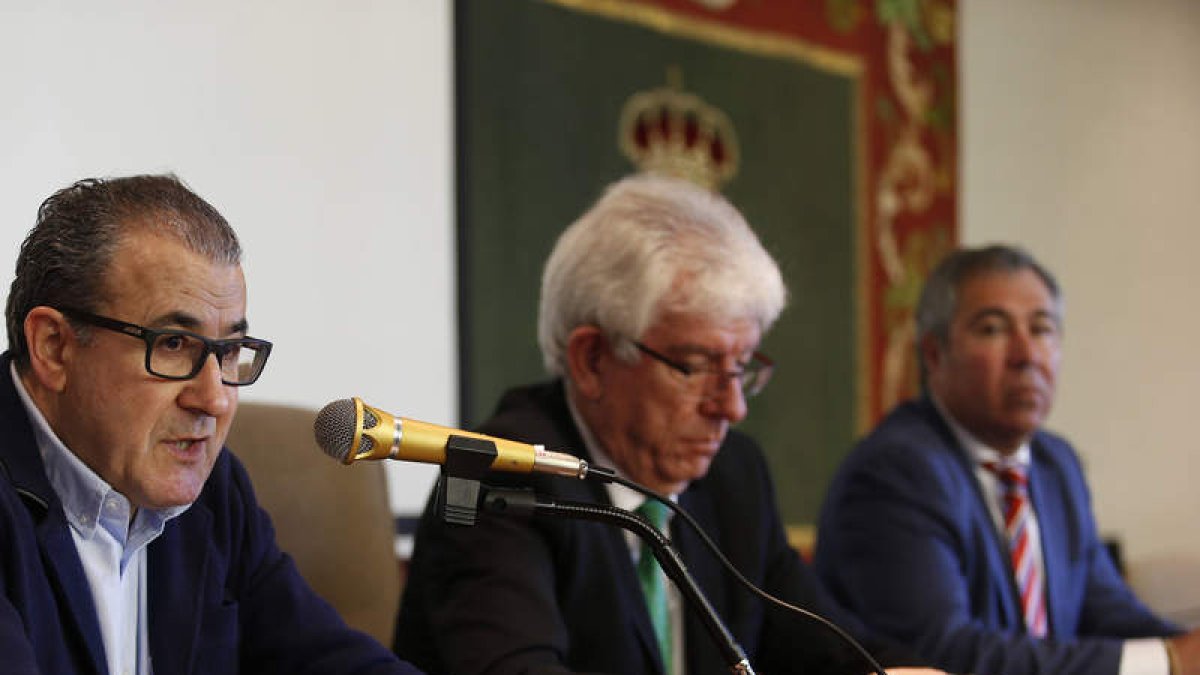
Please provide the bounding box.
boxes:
[0,353,420,674]
[395,380,918,675]
[816,396,1180,675]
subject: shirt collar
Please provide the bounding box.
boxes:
[10,363,189,549]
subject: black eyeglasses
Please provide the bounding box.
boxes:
[58,307,272,386]
[633,341,774,397]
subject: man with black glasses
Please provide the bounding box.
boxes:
[0,174,422,673]
[394,173,942,675]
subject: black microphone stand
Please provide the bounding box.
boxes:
[438,435,756,675]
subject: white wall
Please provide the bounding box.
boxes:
[962,0,1200,621]
[0,2,450,521]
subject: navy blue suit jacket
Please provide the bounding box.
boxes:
[0,354,420,674]
[815,397,1179,675]
[395,380,920,675]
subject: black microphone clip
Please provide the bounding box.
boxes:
[438,434,499,527]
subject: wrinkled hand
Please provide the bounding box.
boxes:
[1169,628,1200,675]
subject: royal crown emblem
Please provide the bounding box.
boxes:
[617,73,740,191]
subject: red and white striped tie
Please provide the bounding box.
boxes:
[986,461,1048,637]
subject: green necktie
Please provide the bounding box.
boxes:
[636,499,672,674]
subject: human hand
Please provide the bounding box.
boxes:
[1168,628,1200,675]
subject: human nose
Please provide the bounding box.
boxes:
[701,374,748,424]
[178,352,234,417]
[1005,324,1035,364]
[1008,326,1057,370]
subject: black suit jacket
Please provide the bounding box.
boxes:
[394,380,916,675]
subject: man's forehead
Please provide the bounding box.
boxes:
[955,270,1057,310]
[146,308,250,335]
[644,312,761,352]
[101,233,248,332]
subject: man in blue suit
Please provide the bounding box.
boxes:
[816,244,1200,675]
[0,175,422,674]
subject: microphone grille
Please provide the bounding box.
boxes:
[313,398,358,462]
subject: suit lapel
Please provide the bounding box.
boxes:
[0,355,108,674]
[676,487,726,617]
[576,473,662,673]
[35,510,110,674]
[148,503,213,674]
[921,398,1026,630]
[674,484,729,674]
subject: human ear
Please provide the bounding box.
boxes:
[564,325,610,400]
[23,306,74,393]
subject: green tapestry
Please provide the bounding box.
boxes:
[460,0,864,522]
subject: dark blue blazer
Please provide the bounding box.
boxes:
[0,353,420,674]
[815,397,1179,675]
[395,380,920,675]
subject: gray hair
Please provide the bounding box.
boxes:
[538,173,787,376]
[5,174,241,370]
[916,244,1062,374]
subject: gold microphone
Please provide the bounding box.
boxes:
[313,397,588,478]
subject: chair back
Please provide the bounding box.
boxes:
[226,401,399,644]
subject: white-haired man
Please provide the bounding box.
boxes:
[395,173,942,675]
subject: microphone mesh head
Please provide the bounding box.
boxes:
[314,399,358,462]
[358,405,377,454]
